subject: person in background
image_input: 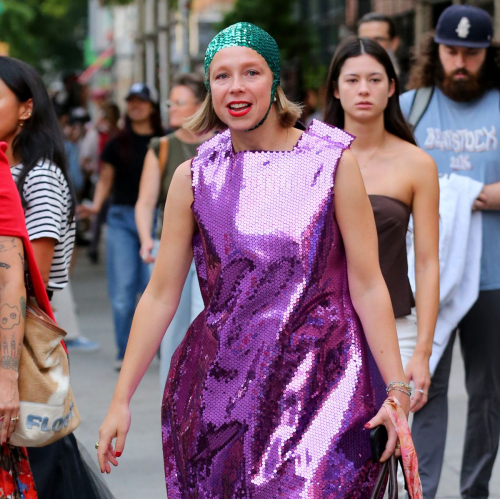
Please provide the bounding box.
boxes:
[0,142,37,499]
[64,107,90,200]
[324,35,440,496]
[400,5,500,498]
[135,73,212,386]
[357,12,408,89]
[84,101,121,264]
[0,55,111,499]
[79,83,163,370]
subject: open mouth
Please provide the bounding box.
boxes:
[227,102,252,117]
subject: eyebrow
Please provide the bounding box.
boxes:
[211,60,266,72]
[344,72,384,77]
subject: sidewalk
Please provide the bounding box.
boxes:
[68,247,500,498]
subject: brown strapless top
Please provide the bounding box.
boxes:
[369,195,415,318]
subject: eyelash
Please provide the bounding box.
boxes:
[214,70,259,80]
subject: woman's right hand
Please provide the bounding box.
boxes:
[140,238,156,264]
[0,372,20,444]
[76,202,98,220]
[97,401,131,474]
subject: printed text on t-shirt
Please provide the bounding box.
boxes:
[424,126,498,171]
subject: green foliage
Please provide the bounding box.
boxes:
[0,0,87,74]
[219,0,312,64]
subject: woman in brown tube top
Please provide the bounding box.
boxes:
[324,37,440,414]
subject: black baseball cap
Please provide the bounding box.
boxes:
[126,83,158,103]
[434,5,493,48]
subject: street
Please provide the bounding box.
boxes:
[69,247,500,498]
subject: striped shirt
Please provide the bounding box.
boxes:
[11,161,75,291]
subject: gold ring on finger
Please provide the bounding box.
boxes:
[95,441,99,450]
[10,417,19,422]
[395,443,401,450]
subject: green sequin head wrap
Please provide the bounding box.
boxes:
[204,22,280,131]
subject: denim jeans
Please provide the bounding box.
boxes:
[106,205,150,360]
[150,240,204,388]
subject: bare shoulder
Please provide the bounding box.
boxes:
[389,135,437,177]
[169,159,194,202]
[337,148,359,171]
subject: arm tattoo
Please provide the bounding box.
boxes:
[1,334,20,371]
[0,262,10,270]
[0,303,21,330]
[0,238,17,253]
[19,253,25,267]
[20,297,26,320]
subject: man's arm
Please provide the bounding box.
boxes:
[473,181,500,210]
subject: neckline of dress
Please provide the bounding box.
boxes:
[230,120,313,156]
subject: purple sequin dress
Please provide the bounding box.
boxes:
[162,120,386,498]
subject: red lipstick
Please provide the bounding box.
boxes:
[227,101,252,117]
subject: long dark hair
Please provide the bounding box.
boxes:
[324,37,416,145]
[0,56,75,219]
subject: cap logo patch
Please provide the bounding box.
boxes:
[456,17,471,39]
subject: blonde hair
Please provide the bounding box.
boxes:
[185,86,303,134]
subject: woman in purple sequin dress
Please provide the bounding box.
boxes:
[97,23,410,498]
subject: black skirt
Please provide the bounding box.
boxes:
[28,433,115,499]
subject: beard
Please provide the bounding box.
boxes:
[438,67,484,102]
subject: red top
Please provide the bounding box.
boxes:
[0,142,54,320]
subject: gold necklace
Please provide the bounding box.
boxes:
[361,134,385,169]
[283,128,289,149]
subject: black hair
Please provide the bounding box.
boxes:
[357,12,398,40]
[323,37,416,146]
[122,100,163,138]
[0,56,76,219]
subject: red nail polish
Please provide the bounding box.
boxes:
[116,451,122,457]
[364,423,370,428]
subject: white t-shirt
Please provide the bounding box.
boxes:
[11,160,75,291]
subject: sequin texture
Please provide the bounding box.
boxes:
[162,120,387,498]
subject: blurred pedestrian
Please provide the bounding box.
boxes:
[0,55,114,499]
[84,101,121,264]
[400,5,500,498]
[79,84,163,370]
[64,107,90,199]
[97,22,415,497]
[135,73,212,386]
[357,12,408,89]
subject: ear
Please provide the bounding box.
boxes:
[333,83,340,100]
[18,98,33,120]
[388,79,396,98]
[389,36,400,53]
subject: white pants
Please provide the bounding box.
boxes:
[385,308,418,498]
[151,241,204,388]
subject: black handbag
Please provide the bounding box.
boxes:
[371,455,399,499]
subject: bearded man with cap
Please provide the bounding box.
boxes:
[400,5,500,498]
[97,23,417,497]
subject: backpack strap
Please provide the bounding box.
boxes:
[408,86,434,130]
[158,136,170,175]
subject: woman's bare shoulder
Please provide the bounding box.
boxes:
[388,135,437,173]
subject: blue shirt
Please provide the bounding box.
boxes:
[400,87,500,291]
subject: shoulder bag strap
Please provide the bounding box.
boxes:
[158,136,170,176]
[407,86,434,131]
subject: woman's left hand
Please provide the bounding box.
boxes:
[365,399,405,462]
[0,372,20,444]
[404,352,431,413]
